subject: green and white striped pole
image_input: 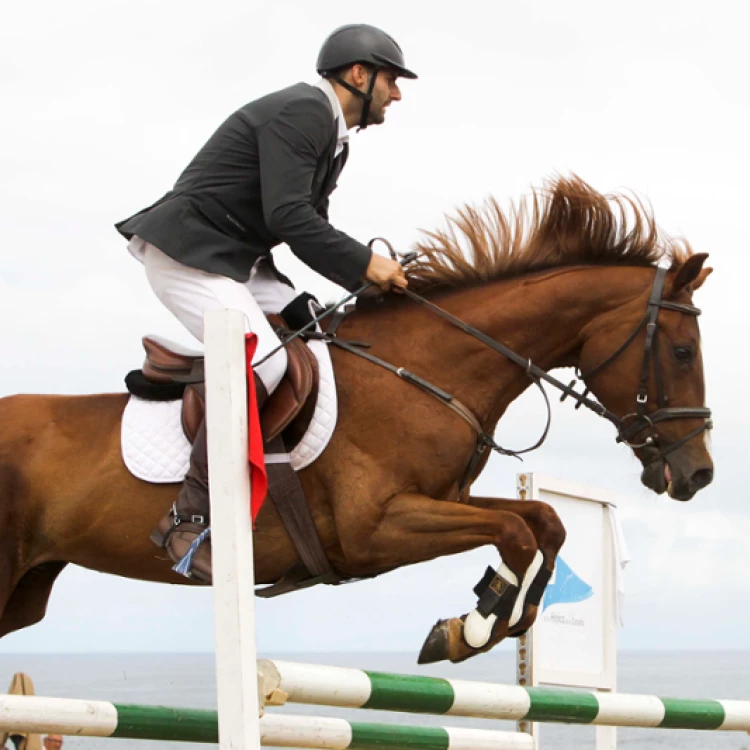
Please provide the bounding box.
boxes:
[0,696,532,749]
[262,715,532,749]
[5,662,750,747]
[0,697,216,743]
[262,660,750,733]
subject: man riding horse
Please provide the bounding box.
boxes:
[115,25,416,583]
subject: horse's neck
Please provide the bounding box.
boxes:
[430,266,646,424]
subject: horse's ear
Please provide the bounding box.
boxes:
[670,253,712,296]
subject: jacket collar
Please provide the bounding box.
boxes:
[315,78,349,156]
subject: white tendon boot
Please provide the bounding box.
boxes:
[463,550,546,649]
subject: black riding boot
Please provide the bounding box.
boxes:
[150,375,269,584]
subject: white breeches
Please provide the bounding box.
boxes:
[139,240,294,393]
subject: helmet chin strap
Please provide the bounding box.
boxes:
[331,67,380,131]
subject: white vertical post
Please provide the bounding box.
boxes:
[596,505,618,750]
[205,309,261,750]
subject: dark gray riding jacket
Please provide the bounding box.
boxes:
[116,83,371,291]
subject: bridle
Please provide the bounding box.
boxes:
[573,263,712,459]
[400,263,712,467]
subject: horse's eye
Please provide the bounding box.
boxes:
[674,346,695,364]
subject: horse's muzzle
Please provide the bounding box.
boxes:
[640,450,714,501]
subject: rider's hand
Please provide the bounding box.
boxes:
[365,253,408,292]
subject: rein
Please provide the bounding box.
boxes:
[274,237,711,493]
[302,262,711,492]
[306,332,518,494]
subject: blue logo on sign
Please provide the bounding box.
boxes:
[542,556,593,611]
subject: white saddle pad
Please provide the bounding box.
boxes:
[121,338,338,483]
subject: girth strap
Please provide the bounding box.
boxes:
[257,435,342,597]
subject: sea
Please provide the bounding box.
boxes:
[1,651,749,750]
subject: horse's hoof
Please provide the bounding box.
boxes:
[418,620,451,664]
[418,618,475,664]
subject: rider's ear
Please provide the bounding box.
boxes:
[670,253,712,296]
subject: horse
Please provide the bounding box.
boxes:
[0,177,713,664]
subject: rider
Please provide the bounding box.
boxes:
[115,24,416,581]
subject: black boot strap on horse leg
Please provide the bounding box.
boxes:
[462,550,546,649]
[474,554,552,614]
[508,558,553,638]
[473,565,520,620]
[524,559,553,607]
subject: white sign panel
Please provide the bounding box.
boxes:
[535,492,605,678]
[517,473,617,690]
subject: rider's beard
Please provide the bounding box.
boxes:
[367,99,388,125]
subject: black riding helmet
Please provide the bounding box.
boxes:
[316,24,417,130]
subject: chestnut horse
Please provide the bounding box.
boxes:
[0,177,713,663]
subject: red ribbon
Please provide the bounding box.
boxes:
[245,334,268,526]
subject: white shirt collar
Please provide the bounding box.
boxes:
[315,78,349,156]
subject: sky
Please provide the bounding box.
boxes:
[1,0,749,661]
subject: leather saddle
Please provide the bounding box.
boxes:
[137,314,319,446]
[130,314,340,596]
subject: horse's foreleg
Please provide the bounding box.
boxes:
[466,496,566,637]
[329,492,539,664]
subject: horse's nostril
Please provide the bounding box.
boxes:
[692,467,714,490]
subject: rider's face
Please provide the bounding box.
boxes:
[366,69,401,125]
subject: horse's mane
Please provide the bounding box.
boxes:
[407,175,693,294]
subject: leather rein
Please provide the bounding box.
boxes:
[304,263,712,494]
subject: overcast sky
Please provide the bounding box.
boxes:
[1,0,748,659]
